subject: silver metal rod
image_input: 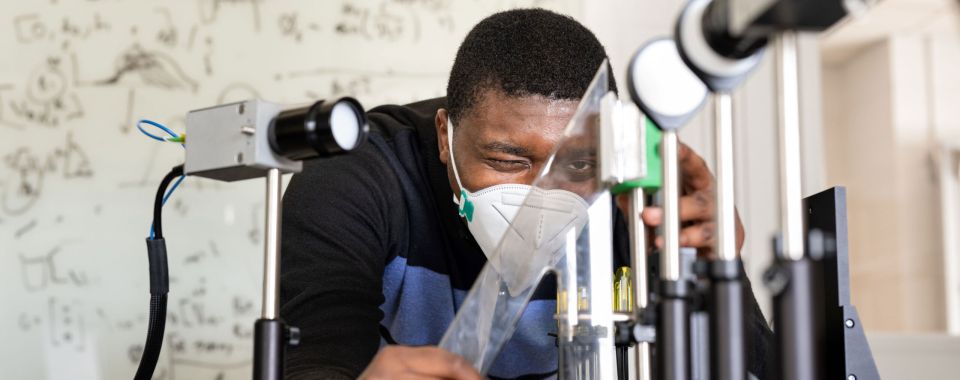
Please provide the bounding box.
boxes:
[636,343,652,380]
[662,131,681,280]
[628,188,652,380]
[941,148,960,334]
[629,187,650,311]
[714,92,738,262]
[775,31,805,261]
[262,168,282,319]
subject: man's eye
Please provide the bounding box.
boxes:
[560,159,596,182]
[566,160,594,172]
[487,159,530,171]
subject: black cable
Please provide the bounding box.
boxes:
[152,165,184,239]
[616,346,628,380]
[135,164,183,380]
[134,293,167,380]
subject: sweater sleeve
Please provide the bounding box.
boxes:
[742,265,776,379]
[279,133,405,379]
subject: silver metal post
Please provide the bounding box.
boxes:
[710,92,748,380]
[628,188,652,380]
[773,31,819,380]
[262,168,282,319]
[662,131,681,281]
[714,92,737,262]
[776,31,805,261]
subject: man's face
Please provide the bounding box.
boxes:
[436,88,589,198]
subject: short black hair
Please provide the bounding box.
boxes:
[446,8,616,124]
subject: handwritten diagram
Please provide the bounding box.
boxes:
[1,57,84,128]
[19,240,91,292]
[2,132,93,216]
[95,45,200,91]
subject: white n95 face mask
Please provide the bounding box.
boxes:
[446,118,590,276]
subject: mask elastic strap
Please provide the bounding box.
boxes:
[447,117,474,220]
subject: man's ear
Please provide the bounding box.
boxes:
[436,108,449,166]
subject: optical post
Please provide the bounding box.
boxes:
[626,37,709,380]
[674,1,765,378]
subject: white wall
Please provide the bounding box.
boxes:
[820,1,960,332]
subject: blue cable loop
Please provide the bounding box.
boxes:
[137,119,180,141]
[138,119,187,238]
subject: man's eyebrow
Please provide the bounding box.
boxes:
[557,147,597,158]
[481,141,531,156]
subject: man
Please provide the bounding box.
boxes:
[281,8,773,379]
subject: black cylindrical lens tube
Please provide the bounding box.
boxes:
[269,97,367,160]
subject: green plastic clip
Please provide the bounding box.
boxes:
[610,117,663,194]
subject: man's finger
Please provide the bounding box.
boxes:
[679,222,715,249]
[678,142,714,191]
[395,374,436,380]
[679,190,713,222]
[641,207,663,226]
[652,223,714,249]
[404,347,483,380]
[641,190,713,226]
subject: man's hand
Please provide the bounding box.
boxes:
[358,346,483,380]
[616,142,744,258]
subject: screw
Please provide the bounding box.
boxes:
[847,374,856,380]
[845,319,855,328]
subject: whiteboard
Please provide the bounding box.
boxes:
[0,1,582,379]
